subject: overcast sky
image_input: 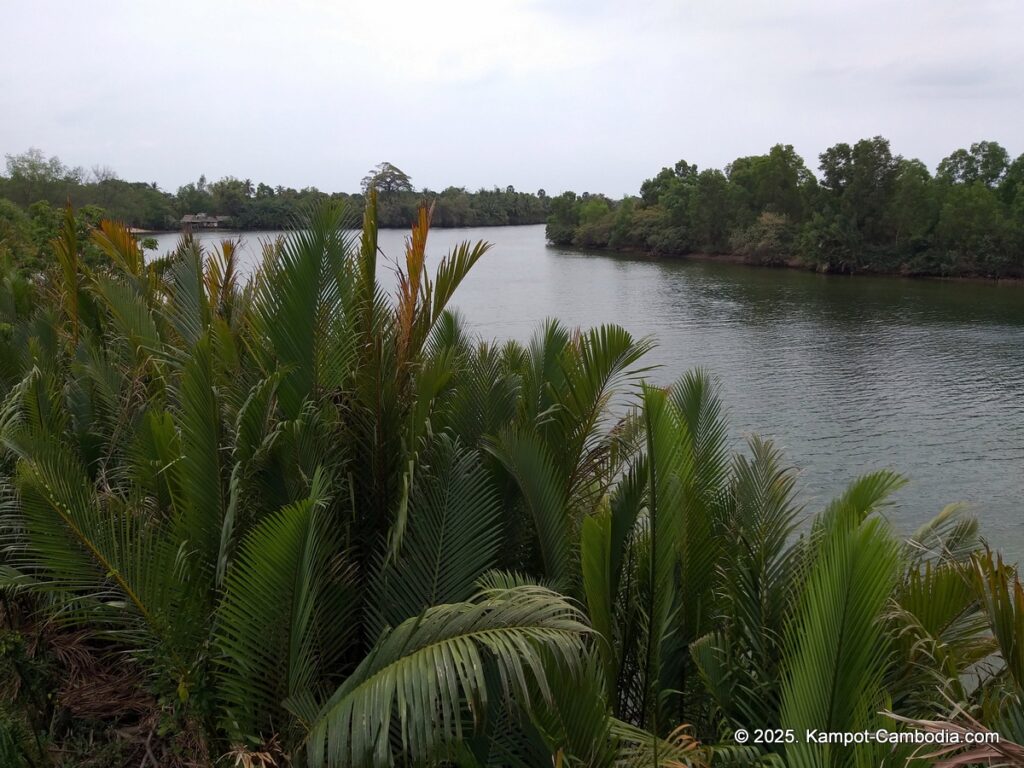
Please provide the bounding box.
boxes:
[2,0,1022,196]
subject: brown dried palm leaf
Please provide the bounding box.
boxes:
[886,708,1024,767]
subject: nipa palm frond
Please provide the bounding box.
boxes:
[300,585,589,768]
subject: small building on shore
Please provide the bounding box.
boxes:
[181,213,231,230]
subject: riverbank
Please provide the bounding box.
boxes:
[545,137,1024,282]
[140,220,547,236]
[549,241,1024,285]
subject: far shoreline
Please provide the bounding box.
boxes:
[137,221,548,236]
[547,241,1024,286]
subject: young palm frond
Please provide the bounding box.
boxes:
[90,219,146,279]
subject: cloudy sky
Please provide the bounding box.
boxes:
[2,0,1022,196]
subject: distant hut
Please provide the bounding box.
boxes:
[181,213,231,230]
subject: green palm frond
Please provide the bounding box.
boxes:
[216,373,284,585]
[299,585,589,768]
[425,307,472,361]
[0,367,37,452]
[486,428,572,588]
[520,318,571,424]
[888,559,993,712]
[65,333,139,473]
[780,514,902,768]
[665,371,728,675]
[559,326,654,451]
[583,509,618,696]
[908,503,981,564]
[452,685,553,768]
[582,456,648,698]
[252,200,356,418]
[555,325,655,518]
[529,651,616,768]
[204,238,241,319]
[4,439,113,599]
[971,549,1024,690]
[50,203,82,345]
[445,342,519,449]
[172,332,224,576]
[426,239,491,331]
[215,472,354,747]
[695,437,802,731]
[609,718,713,767]
[90,219,145,277]
[372,435,503,629]
[813,469,906,537]
[720,437,802,647]
[165,239,210,348]
[639,384,685,728]
[668,369,729,502]
[91,273,163,360]
[4,437,203,677]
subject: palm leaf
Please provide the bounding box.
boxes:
[971,549,1024,690]
[252,200,356,418]
[779,514,902,768]
[90,219,145,277]
[372,435,503,629]
[172,332,224,576]
[299,586,589,768]
[638,384,685,729]
[695,437,802,730]
[215,472,354,746]
[165,239,210,348]
[486,428,572,588]
[888,559,993,713]
[3,437,201,678]
[908,503,981,564]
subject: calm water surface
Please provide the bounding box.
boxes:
[150,226,1024,557]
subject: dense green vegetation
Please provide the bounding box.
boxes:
[548,137,1024,278]
[2,196,1024,767]
[0,150,550,232]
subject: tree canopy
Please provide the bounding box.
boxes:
[548,136,1024,278]
[0,150,552,236]
[360,161,414,195]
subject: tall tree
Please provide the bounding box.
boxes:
[360,161,414,196]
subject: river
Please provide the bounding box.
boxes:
[148,225,1024,557]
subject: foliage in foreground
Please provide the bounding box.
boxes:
[1,197,1023,767]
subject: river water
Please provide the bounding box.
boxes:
[149,225,1024,557]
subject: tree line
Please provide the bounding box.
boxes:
[0,150,551,231]
[2,196,1024,766]
[547,137,1024,278]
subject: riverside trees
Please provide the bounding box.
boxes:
[547,137,1024,278]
